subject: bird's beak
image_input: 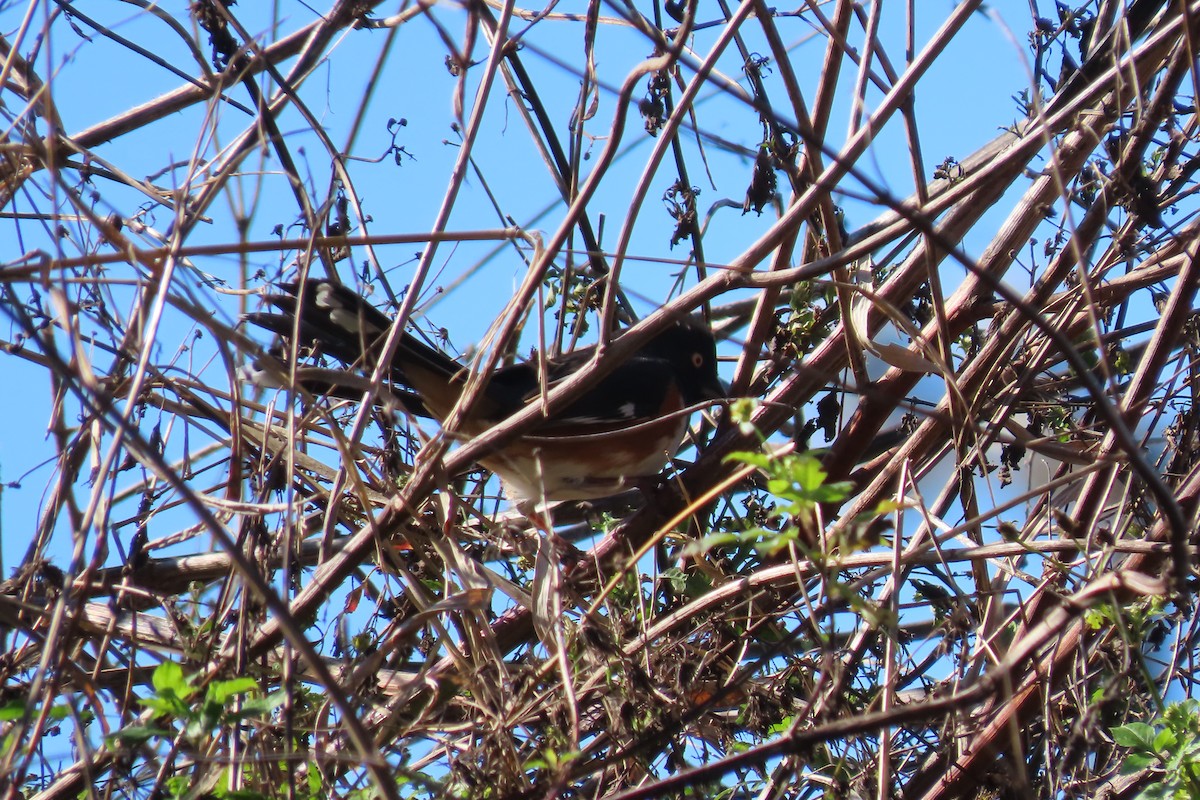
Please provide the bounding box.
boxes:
[702,376,729,402]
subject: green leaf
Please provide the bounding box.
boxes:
[724,451,772,469]
[1113,722,1158,750]
[767,716,794,737]
[753,527,801,557]
[680,530,745,558]
[141,695,189,718]
[660,567,711,598]
[1154,729,1180,752]
[238,692,286,718]
[200,695,226,726]
[791,456,827,491]
[1134,780,1176,800]
[207,677,258,705]
[1122,752,1156,772]
[307,767,324,795]
[166,775,191,799]
[109,725,173,744]
[872,499,905,515]
[0,701,27,722]
[152,662,195,701]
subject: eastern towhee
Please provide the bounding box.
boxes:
[245,280,725,505]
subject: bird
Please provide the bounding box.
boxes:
[244,279,725,506]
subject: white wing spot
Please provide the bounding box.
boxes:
[330,308,369,334]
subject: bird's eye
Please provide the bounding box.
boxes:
[691,352,704,368]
